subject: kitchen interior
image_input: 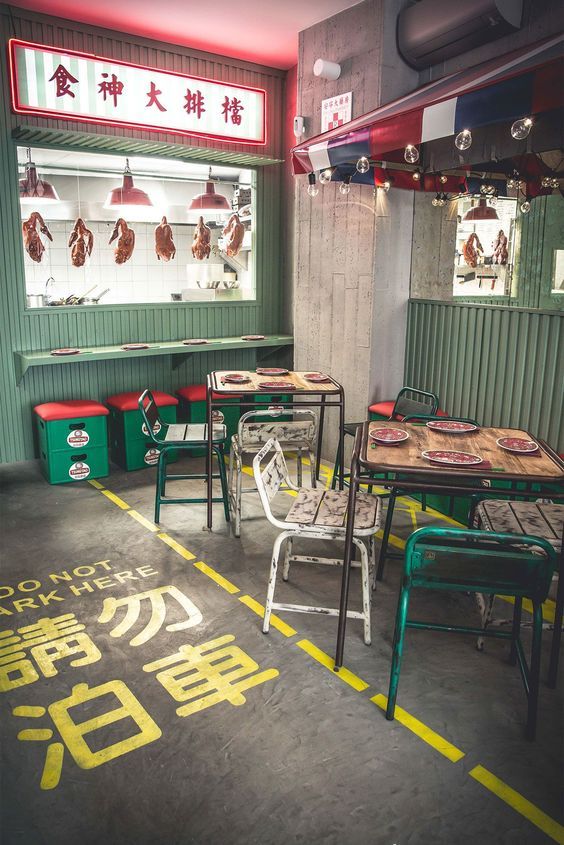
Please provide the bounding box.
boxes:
[19,147,255,307]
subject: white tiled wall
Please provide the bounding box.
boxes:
[23,220,244,304]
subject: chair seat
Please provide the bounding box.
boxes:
[285,488,379,530]
[164,423,226,443]
[476,500,563,555]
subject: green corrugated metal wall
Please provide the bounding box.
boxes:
[405,300,563,451]
[0,6,287,463]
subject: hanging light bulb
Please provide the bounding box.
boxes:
[412,170,421,182]
[404,144,419,164]
[520,198,531,214]
[382,177,392,192]
[356,156,370,174]
[307,173,319,197]
[507,172,520,190]
[511,117,533,140]
[432,193,441,207]
[339,175,352,195]
[440,192,449,206]
[439,173,448,184]
[541,176,551,188]
[319,168,333,185]
[455,129,472,151]
[550,177,559,189]
[489,192,498,207]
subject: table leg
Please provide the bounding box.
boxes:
[338,390,345,491]
[316,395,326,483]
[206,382,213,530]
[335,426,361,670]
[548,540,563,688]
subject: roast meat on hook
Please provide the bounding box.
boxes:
[109,218,135,264]
[222,213,245,257]
[68,218,94,267]
[22,211,53,263]
[191,216,211,260]
[155,216,176,261]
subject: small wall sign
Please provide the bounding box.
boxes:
[9,39,267,145]
[321,92,352,133]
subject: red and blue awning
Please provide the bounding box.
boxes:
[291,34,564,176]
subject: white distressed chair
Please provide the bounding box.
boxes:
[252,438,382,645]
[228,408,318,537]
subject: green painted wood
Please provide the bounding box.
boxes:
[0,6,289,463]
[405,300,564,452]
[15,335,294,383]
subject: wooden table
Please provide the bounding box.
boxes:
[334,421,564,669]
[205,370,345,528]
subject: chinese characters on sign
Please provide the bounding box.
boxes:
[10,39,266,144]
[321,92,352,133]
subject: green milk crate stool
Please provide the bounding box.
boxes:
[34,400,110,484]
[106,390,178,471]
[176,385,242,453]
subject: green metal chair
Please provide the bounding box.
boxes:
[138,389,230,524]
[385,526,556,740]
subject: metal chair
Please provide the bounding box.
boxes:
[228,408,318,537]
[376,414,481,582]
[331,386,440,490]
[253,438,382,644]
[385,526,556,740]
[138,389,230,524]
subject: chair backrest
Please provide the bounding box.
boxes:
[391,386,439,420]
[404,526,556,601]
[238,408,317,448]
[252,438,295,529]
[138,389,164,444]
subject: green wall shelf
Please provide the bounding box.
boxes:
[14,335,294,385]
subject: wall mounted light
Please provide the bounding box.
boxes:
[19,148,60,203]
[313,59,341,80]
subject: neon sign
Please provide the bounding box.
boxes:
[9,39,267,146]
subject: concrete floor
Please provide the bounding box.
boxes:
[0,457,562,845]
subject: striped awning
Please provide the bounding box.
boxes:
[292,34,564,175]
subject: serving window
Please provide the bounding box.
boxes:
[453,196,517,298]
[18,146,256,307]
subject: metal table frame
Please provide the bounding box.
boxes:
[205,371,346,529]
[334,422,564,670]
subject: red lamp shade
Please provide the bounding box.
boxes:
[19,162,60,203]
[104,159,153,209]
[463,198,499,221]
[188,182,231,215]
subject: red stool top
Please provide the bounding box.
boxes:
[34,400,110,421]
[177,385,243,402]
[368,400,448,419]
[106,390,178,412]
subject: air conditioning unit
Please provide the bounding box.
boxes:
[397,0,523,70]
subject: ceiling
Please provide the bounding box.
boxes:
[9,0,364,69]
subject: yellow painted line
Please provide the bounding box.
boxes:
[157,532,196,561]
[13,705,46,717]
[88,479,105,490]
[371,694,465,762]
[239,594,297,637]
[126,509,159,533]
[470,765,564,845]
[496,594,555,625]
[296,639,369,692]
[100,489,130,510]
[17,729,53,741]
[193,561,240,594]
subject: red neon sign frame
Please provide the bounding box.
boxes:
[8,38,268,147]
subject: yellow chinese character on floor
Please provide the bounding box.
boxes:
[12,680,161,789]
[98,586,202,646]
[0,614,102,693]
[143,634,279,717]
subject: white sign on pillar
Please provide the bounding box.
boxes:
[321,92,352,133]
[9,39,267,146]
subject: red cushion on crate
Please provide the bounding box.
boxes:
[176,385,243,402]
[368,400,449,419]
[34,400,109,421]
[106,390,178,412]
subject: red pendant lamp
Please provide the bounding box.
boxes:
[19,148,60,203]
[104,158,153,209]
[187,168,231,218]
[463,198,499,221]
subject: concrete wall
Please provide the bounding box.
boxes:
[291,0,418,459]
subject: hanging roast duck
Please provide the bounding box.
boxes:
[222,213,245,257]
[68,218,94,267]
[155,216,176,261]
[462,233,484,268]
[191,216,211,260]
[22,211,53,263]
[109,218,135,264]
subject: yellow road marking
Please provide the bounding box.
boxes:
[12,705,46,717]
[496,594,555,624]
[193,561,240,594]
[17,729,53,741]
[296,639,369,692]
[100,489,130,510]
[157,533,196,561]
[239,595,297,637]
[470,765,564,845]
[127,510,159,533]
[88,479,105,490]
[371,694,465,762]
[41,742,65,791]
